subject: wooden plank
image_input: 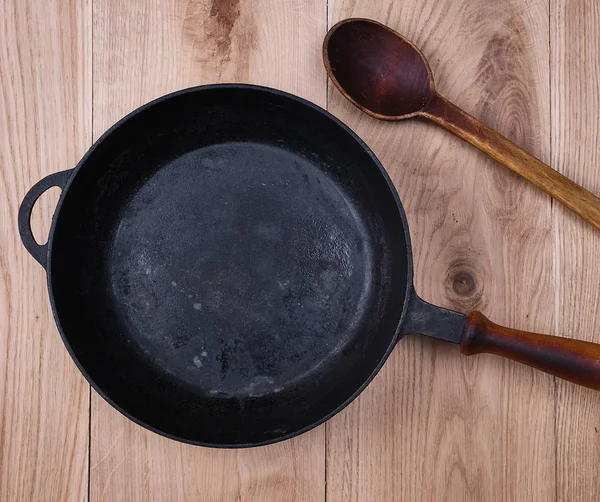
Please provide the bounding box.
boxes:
[90,1,326,500]
[326,1,554,500]
[0,0,91,500]
[552,1,600,500]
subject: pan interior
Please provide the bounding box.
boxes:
[50,86,409,445]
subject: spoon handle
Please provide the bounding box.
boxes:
[421,93,600,231]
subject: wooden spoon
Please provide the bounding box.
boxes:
[323,18,600,231]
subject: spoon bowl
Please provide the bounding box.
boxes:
[324,18,434,119]
[323,18,600,231]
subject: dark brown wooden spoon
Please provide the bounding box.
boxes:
[324,18,600,231]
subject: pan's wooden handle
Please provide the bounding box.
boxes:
[421,93,600,232]
[461,312,600,390]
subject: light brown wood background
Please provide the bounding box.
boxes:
[1,0,599,500]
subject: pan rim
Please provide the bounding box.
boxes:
[45,83,415,448]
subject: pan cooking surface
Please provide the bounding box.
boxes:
[109,141,373,395]
[50,86,409,445]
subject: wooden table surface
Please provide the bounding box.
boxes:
[2,0,600,500]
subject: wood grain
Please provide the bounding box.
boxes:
[4,0,600,500]
[326,1,554,500]
[422,94,600,233]
[0,0,91,500]
[552,1,600,500]
[90,1,326,501]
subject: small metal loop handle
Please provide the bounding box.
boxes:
[18,169,73,269]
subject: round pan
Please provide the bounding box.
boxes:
[18,84,600,448]
[20,85,412,446]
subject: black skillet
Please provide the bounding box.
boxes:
[18,85,600,447]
